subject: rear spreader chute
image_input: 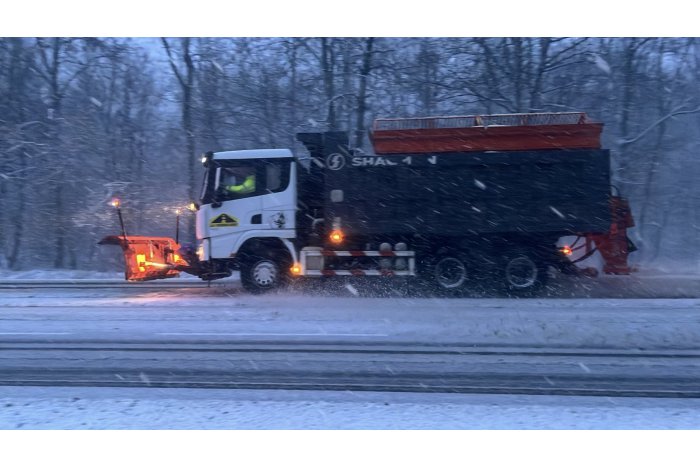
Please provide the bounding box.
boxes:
[562,196,637,275]
[575,195,636,275]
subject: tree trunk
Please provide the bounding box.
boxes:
[354,38,374,149]
[3,39,29,269]
[162,38,197,241]
[321,38,337,131]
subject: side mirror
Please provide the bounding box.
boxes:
[211,186,227,208]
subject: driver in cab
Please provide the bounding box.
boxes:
[222,167,256,195]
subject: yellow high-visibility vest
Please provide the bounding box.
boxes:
[227,175,255,194]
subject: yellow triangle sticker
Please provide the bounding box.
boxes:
[209,213,239,227]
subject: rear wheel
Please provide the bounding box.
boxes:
[500,248,547,295]
[432,255,468,292]
[240,252,289,294]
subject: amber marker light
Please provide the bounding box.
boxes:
[560,245,573,256]
[329,229,344,244]
[136,254,146,272]
[110,197,128,239]
[290,263,302,276]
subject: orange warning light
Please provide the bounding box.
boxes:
[110,198,121,208]
[560,245,573,256]
[290,263,302,275]
[329,229,344,244]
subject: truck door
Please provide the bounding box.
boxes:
[201,162,264,259]
[261,159,295,232]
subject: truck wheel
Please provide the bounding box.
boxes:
[500,249,547,295]
[432,255,468,292]
[240,253,288,294]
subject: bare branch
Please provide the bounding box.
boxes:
[619,104,700,146]
[161,38,186,88]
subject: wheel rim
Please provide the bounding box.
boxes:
[505,256,538,289]
[252,260,278,287]
[434,257,467,289]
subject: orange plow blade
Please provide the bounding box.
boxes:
[98,235,190,281]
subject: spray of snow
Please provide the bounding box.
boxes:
[139,373,151,386]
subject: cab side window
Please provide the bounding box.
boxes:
[214,160,290,200]
[264,161,290,193]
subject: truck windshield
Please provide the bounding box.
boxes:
[200,158,292,205]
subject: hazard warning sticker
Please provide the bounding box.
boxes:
[209,213,239,227]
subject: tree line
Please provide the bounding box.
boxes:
[1,37,699,272]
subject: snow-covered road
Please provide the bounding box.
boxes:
[2,280,700,349]
[1,272,700,429]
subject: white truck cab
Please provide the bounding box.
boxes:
[195,148,299,290]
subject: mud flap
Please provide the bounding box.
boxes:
[99,235,190,281]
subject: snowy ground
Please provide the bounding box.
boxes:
[2,386,699,466]
[2,386,700,430]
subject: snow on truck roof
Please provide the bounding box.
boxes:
[213,148,293,160]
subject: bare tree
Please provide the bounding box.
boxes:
[161,38,198,240]
[31,38,97,268]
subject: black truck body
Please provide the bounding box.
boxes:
[298,132,611,245]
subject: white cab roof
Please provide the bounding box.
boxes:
[213,148,293,160]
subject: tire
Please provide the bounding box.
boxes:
[240,252,289,294]
[499,248,547,295]
[432,255,468,293]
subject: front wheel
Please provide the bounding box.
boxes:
[240,253,289,294]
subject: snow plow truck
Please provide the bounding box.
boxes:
[100,112,636,294]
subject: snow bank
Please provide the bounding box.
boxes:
[0,269,123,280]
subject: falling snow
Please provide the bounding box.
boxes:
[590,53,612,75]
[549,206,565,219]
